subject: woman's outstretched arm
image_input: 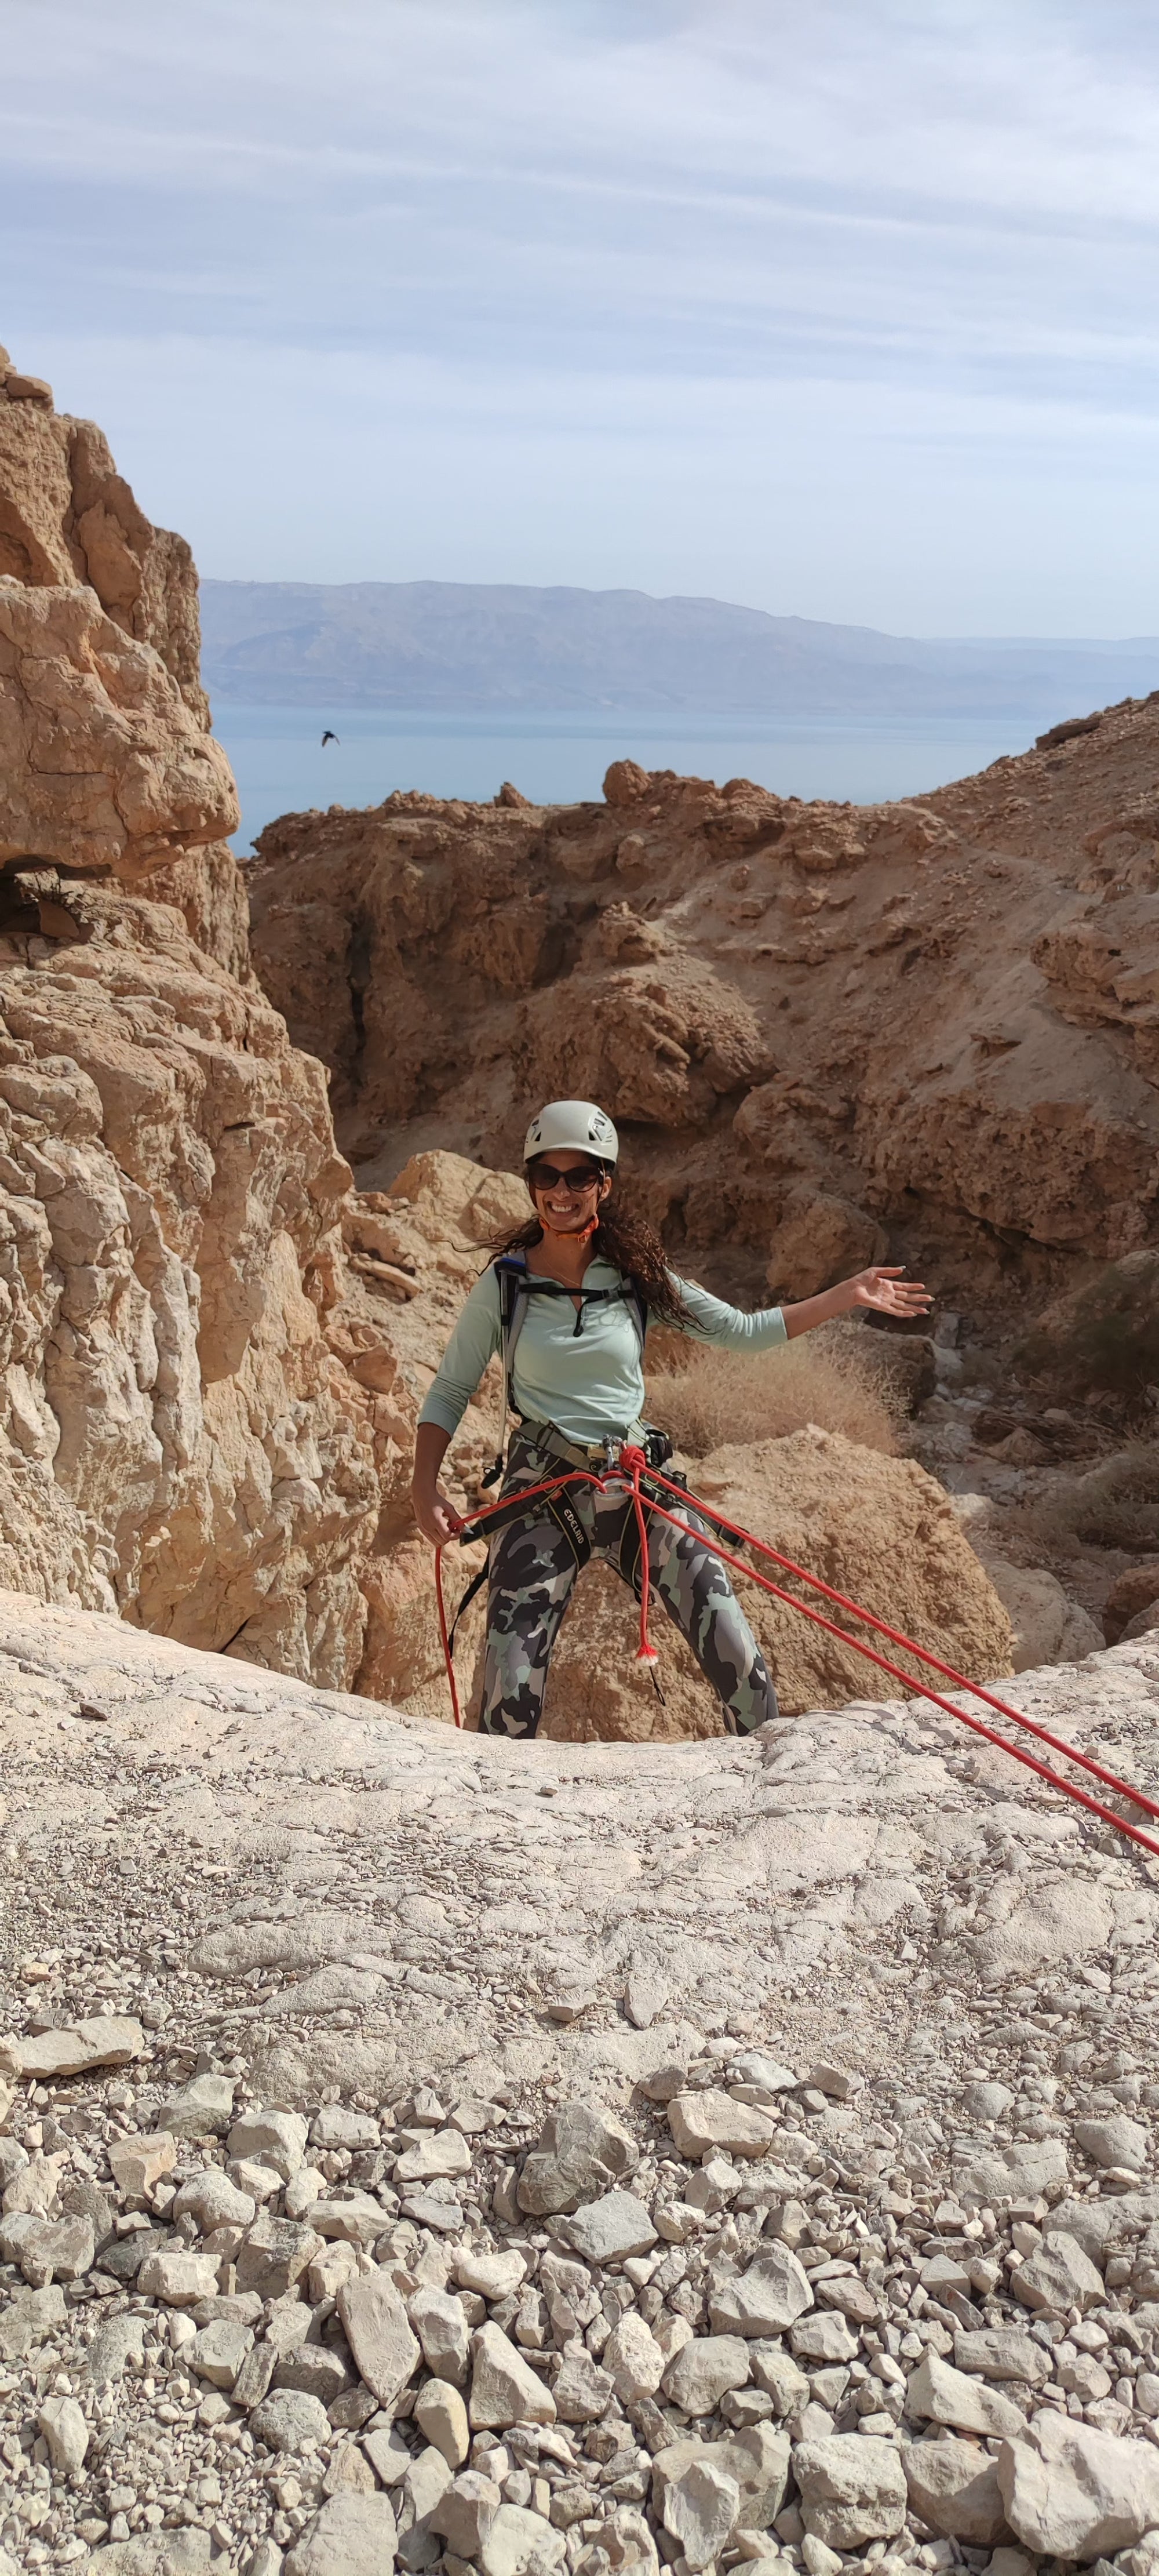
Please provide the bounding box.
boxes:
[670,1264,930,1348]
[781,1266,931,1338]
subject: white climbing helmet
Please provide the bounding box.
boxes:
[523,1100,619,1165]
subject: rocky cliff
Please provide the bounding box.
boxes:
[0,355,397,1684]
[11,348,1151,1732]
[248,707,1159,1318]
[0,351,1021,1727]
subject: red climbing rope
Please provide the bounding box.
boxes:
[433,1458,1159,1859]
[621,1445,659,1664]
[640,1461,1159,1829]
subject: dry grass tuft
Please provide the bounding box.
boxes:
[644,1320,904,1458]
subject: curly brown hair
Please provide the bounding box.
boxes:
[489,1180,693,1327]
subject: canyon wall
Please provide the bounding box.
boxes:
[248,708,1159,1321]
[0,352,398,1684]
[0,348,1105,1722]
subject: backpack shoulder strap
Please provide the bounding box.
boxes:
[494,1250,529,1336]
[483,1254,530,1488]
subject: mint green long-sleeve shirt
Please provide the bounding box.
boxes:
[418,1258,789,1447]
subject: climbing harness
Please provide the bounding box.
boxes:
[483,1252,648,1486]
[433,1447,1159,1861]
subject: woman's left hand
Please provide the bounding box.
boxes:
[845,1265,932,1320]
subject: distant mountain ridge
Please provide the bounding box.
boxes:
[199,578,1159,721]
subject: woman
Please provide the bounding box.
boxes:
[412,1100,930,1739]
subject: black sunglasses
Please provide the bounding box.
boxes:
[528,1159,606,1192]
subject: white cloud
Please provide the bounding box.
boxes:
[4,0,1159,627]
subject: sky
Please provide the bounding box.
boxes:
[3,0,1159,632]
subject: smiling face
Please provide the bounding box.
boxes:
[526,1149,613,1234]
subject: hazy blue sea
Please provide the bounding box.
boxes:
[212,704,1037,853]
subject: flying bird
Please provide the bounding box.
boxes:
[321,729,339,746]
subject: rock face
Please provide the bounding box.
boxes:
[0,354,409,1686]
[247,715,1159,1309]
[0,345,243,965]
[0,878,389,1679]
[0,348,1132,1731]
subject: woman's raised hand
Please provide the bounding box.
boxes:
[845,1266,932,1321]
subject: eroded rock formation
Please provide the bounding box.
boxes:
[249,710,1159,1315]
[0,356,385,1683]
[0,349,1122,1726]
[0,341,245,974]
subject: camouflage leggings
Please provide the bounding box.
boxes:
[478,1432,779,1740]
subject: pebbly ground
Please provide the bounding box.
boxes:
[1,1590,1158,2576]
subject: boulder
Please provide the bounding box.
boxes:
[903,2436,1011,2544]
[791,2435,907,2548]
[135,2246,220,2307]
[790,2314,858,2366]
[651,2425,790,2535]
[661,2460,741,2572]
[228,2109,309,2180]
[766,1187,889,1300]
[157,2074,235,2140]
[338,2273,421,2411]
[997,2411,1159,2560]
[604,2313,666,2403]
[251,2388,331,2452]
[952,2328,1050,2386]
[285,2491,400,2575]
[0,2016,144,2081]
[432,2469,503,2557]
[559,2192,658,2264]
[575,2509,659,2576]
[1011,2229,1106,2314]
[517,2103,639,2215]
[409,2286,471,2386]
[37,2395,88,2474]
[185,2319,252,2390]
[470,2322,557,2428]
[709,2247,814,2335]
[662,2335,751,2415]
[906,2350,1025,2440]
[481,2503,566,2576]
[413,2377,470,2468]
[553,2346,616,2423]
[668,2091,781,2161]
[985,1561,1102,1670]
[954,2139,1069,2207]
[1104,1558,1159,1643]
[1075,2115,1149,2170]
[236,2213,324,2300]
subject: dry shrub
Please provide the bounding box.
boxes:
[644,1319,903,1458]
[1020,1251,1159,1405]
[1019,1443,1159,1558]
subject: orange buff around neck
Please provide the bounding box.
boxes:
[540,1215,600,1242]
